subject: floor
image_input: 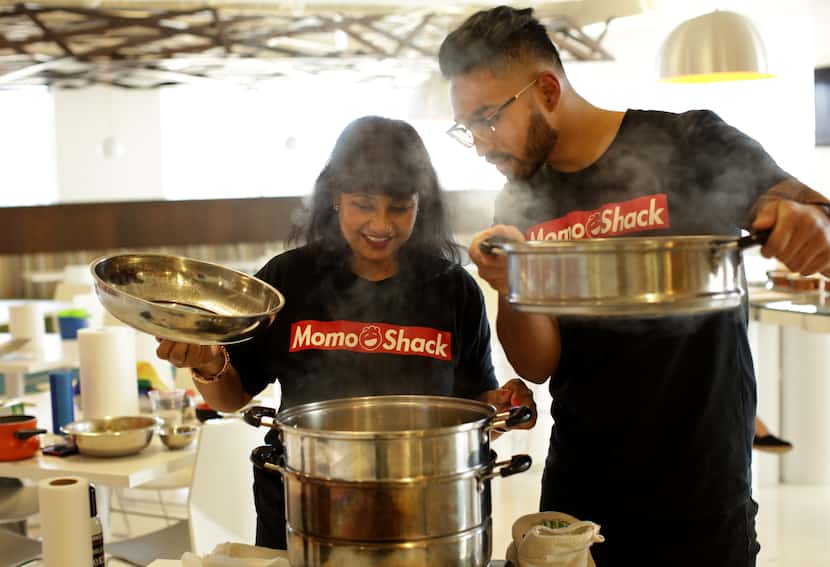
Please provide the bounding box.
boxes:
[489,460,830,566]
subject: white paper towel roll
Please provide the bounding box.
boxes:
[79,326,139,419]
[8,303,45,350]
[38,476,94,567]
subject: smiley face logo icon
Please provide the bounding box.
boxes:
[586,212,602,237]
[359,325,383,350]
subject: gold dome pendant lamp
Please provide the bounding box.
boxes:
[658,10,775,83]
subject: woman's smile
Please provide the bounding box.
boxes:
[362,232,394,248]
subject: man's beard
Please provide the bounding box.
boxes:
[508,110,558,181]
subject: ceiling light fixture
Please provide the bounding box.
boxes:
[657,10,774,84]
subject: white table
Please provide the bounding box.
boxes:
[0,333,78,398]
[0,436,195,538]
[750,296,830,333]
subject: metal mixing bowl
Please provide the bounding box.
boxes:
[159,424,199,450]
[61,416,160,457]
[91,253,285,345]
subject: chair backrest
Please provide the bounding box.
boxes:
[53,282,95,302]
[187,417,266,555]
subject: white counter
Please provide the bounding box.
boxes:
[749,287,830,333]
[749,286,830,485]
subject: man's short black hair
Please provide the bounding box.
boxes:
[438,6,564,78]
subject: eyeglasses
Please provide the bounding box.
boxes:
[446,77,538,148]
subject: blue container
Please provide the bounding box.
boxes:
[57,316,89,340]
[49,370,75,433]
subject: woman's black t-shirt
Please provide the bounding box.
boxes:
[227,246,498,418]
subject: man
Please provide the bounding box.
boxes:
[439,6,830,566]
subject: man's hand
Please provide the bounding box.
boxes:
[478,378,538,429]
[469,225,526,296]
[752,200,830,276]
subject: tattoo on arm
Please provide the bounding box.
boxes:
[752,179,830,219]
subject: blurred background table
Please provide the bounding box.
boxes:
[0,332,77,397]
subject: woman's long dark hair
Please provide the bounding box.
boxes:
[290,116,460,265]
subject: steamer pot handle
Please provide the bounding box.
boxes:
[737,229,771,250]
[491,406,533,431]
[479,454,532,482]
[479,238,511,255]
[250,445,286,475]
[243,406,279,430]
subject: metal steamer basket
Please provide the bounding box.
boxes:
[284,521,492,567]
[245,395,533,567]
[91,253,284,344]
[480,230,770,317]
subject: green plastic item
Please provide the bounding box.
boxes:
[57,308,91,319]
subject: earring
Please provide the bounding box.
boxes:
[333,203,339,211]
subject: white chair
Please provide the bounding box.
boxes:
[0,528,41,566]
[0,480,41,566]
[0,478,39,535]
[106,417,264,564]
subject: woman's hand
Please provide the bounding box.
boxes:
[478,378,538,429]
[468,224,526,296]
[156,339,224,375]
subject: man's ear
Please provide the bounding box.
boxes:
[537,72,561,111]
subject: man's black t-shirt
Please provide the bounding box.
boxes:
[495,110,789,521]
[227,246,498,418]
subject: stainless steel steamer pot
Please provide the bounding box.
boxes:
[244,395,533,566]
[481,230,769,317]
[251,446,529,541]
[244,395,532,480]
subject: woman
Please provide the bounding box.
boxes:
[156,116,535,549]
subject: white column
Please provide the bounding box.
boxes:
[781,327,830,484]
[749,321,782,488]
[52,86,163,203]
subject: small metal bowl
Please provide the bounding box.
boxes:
[159,424,200,450]
[61,416,160,457]
[91,253,285,345]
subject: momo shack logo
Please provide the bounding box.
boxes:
[526,194,670,241]
[290,320,452,361]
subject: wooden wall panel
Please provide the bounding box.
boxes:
[0,191,496,255]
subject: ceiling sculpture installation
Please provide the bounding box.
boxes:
[0,1,624,88]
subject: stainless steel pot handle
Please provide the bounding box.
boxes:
[736,229,771,250]
[479,237,512,255]
[490,406,534,432]
[243,406,280,430]
[250,444,285,474]
[479,454,532,483]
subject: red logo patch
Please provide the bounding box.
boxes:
[526,194,670,241]
[290,320,452,361]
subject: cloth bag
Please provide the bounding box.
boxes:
[512,521,604,567]
[181,543,290,567]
